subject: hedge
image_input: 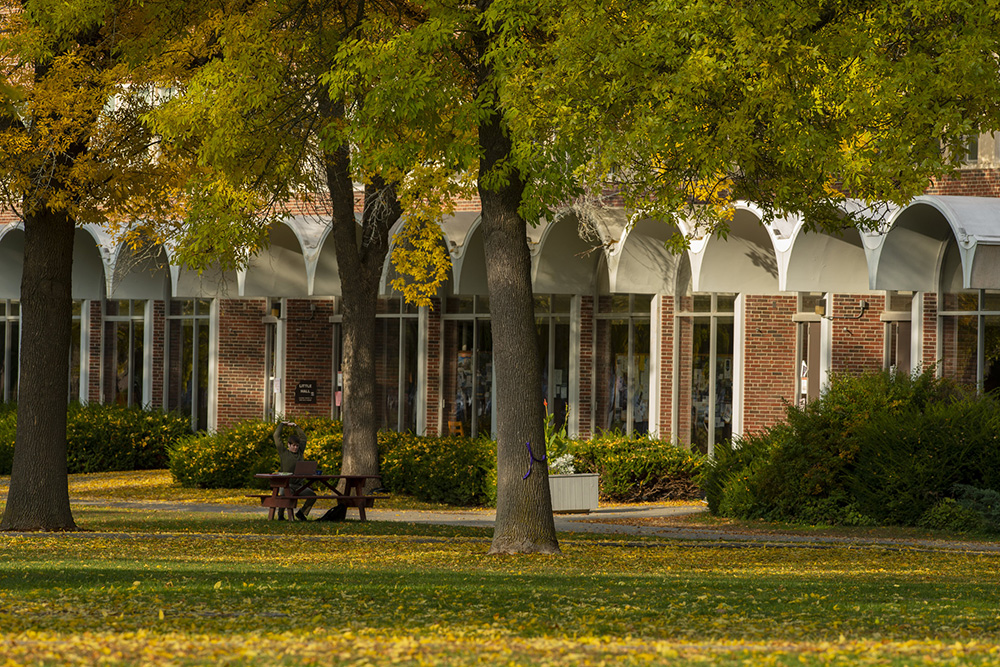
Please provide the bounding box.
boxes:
[704,369,1000,529]
[570,433,704,502]
[0,403,191,475]
[169,419,704,507]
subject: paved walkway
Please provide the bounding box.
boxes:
[67,498,1000,553]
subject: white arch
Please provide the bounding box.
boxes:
[108,239,171,300]
[606,215,685,295]
[687,205,784,294]
[240,220,310,297]
[531,209,605,294]
[0,223,110,299]
[866,195,1000,291]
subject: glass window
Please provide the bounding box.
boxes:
[0,300,19,403]
[678,294,736,456]
[536,298,571,431]
[167,298,211,431]
[596,295,652,436]
[103,299,146,407]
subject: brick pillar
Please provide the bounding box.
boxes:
[576,295,594,439]
[655,295,675,439]
[150,300,165,409]
[87,300,102,404]
[424,299,442,436]
[216,299,267,428]
[741,295,797,435]
[830,293,885,374]
[282,299,336,421]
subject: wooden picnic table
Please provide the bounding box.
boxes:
[250,473,386,521]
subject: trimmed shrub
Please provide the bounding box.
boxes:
[707,368,1000,528]
[570,433,704,502]
[0,403,189,475]
[380,434,496,506]
[951,484,1000,532]
[169,417,344,489]
[65,403,191,473]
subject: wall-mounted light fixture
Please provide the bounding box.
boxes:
[815,299,869,320]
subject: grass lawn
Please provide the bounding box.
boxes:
[2,473,1000,665]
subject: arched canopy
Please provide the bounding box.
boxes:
[0,226,25,299]
[783,227,870,292]
[606,216,685,295]
[0,225,107,299]
[532,210,603,294]
[688,207,782,294]
[109,241,170,300]
[313,213,363,297]
[241,221,309,297]
[867,195,1000,291]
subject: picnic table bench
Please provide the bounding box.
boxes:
[249,470,387,521]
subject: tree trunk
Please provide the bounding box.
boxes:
[0,207,77,531]
[478,108,560,555]
[322,106,400,488]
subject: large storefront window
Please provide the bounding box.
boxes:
[939,238,998,392]
[939,290,1000,392]
[681,294,735,456]
[596,294,651,435]
[443,296,492,438]
[376,297,419,432]
[535,295,571,430]
[69,300,82,401]
[330,297,420,432]
[796,293,825,407]
[167,299,211,430]
[883,291,913,375]
[103,299,146,406]
[0,300,18,403]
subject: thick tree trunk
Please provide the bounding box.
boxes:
[478,110,560,555]
[323,109,400,487]
[0,207,77,531]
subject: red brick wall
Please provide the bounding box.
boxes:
[282,299,335,421]
[675,297,693,447]
[87,300,102,403]
[830,294,885,375]
[926,170,1000,197]
[655,296,675,439]
[150,301,165,407]
[425,299,442,436]
[577,295,594,439]
[216,299,267,427]
[922,292,939,370]
[742,295,797,435]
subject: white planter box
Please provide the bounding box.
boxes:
[548,473,599,514]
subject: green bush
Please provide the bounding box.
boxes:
[0,403,189,475]
[168,419,700,508]
[917,499,983,533]
[169,417,344,489]
[708,368,1000,528]
[570,433,704,502]
[951,484,1000,532]
[380,434,497,506]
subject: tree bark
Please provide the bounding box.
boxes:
[477,104,560,555]
[0,206,77,531]
[322,101,401,488]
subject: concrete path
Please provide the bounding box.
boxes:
[66,498,1000,553]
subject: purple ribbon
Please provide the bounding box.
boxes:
[522,441,547,480]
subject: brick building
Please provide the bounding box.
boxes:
[1,139,999,456]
